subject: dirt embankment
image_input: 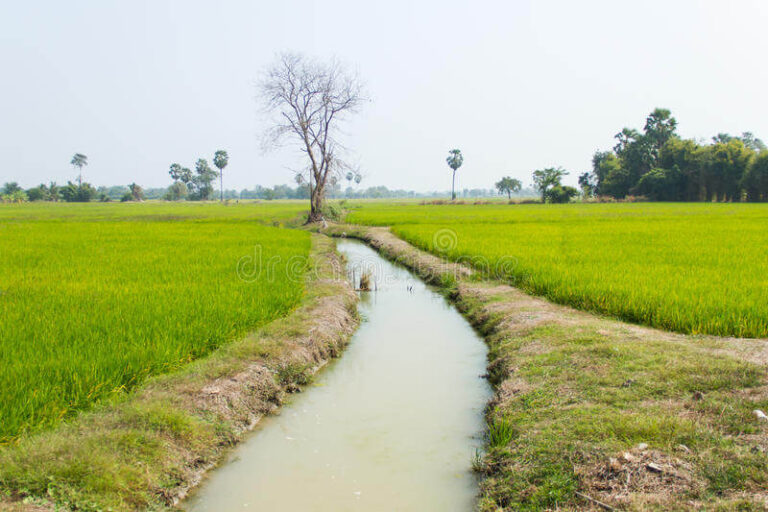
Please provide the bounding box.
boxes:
[0,234,358,512]
[323,223,768,512]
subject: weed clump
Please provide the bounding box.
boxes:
[359,270,372,291]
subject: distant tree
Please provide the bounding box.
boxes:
[48,182,60,202]
[3,182,22,195]
[576,109,765,202]
[213,150,229,202]
[446,149,464,200]
[495,176,522,199]
[169,163,192,184]
[60,181,96,202]
[165,181,188,201]
[613,128,653,192]
[544,185,578,203]
[742,151,768,202]
[577,172,596,197]
[26,184,49,201]
[592,150,632,198]
[712,133,733,144]
[659,138,705,201]
[70,153,88,186]
[740,132,766,152]
[644,108,677,161]
[190,159,217,200]
[632,167,684,201]
[707,139,753,201]
[128,183,145,201]
[1,190,28,204]
[260,52,365,222]
[532,167,568,202]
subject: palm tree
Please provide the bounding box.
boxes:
[213,150,229,202]
[70,153,88,186]
[49,182,60,202]
[445,149,464,200]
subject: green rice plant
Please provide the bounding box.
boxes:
[0,202,311,441]
[488,417,518,447]
[348,202,768,338]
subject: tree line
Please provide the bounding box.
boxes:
[581,108,768,202]
[166,151,229,201]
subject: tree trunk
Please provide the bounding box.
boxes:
[220,171,223,202]
[451,170,456,200]
[307,182,325,223]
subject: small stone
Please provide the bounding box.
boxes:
[608,457,622,472]
[676,444,691,453]
[753,409,768,421]
[621,451,636,463]
[637,443,649,451]
[646,462,663,473]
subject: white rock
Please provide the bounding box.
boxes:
[637,443,649,451]
[753,409,768,421]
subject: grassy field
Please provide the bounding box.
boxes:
[0,201,309,442]
[347,202,768,338]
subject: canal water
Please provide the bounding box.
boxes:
[185,239,491,511]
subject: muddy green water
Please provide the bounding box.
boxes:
[185,240,491,511]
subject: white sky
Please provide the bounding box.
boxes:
[2,0,768,191]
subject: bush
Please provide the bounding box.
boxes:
[26,187,46,201]
[1,191,28,203]
[164,182,188,201]
[320,202,343,221]
[60,182,97,202]
[544,185,578,203]
[632,166,683,201]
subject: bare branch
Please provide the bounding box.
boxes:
[259,52,365,222]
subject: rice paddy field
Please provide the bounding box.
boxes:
[347,202,768,338]
[0,201,309,442]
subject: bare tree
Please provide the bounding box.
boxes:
[260,53,364,222]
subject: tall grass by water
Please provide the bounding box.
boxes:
[347,202,768,338]
[0,201,310,441]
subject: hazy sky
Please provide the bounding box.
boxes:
[2,0,768,192]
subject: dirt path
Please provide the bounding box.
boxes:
[323,223,768,511]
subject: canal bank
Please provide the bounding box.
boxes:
[185,239,492,511]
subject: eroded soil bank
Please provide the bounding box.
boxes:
[185,239,492,511]
[0,235,358,512]
[322,224,768,511]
